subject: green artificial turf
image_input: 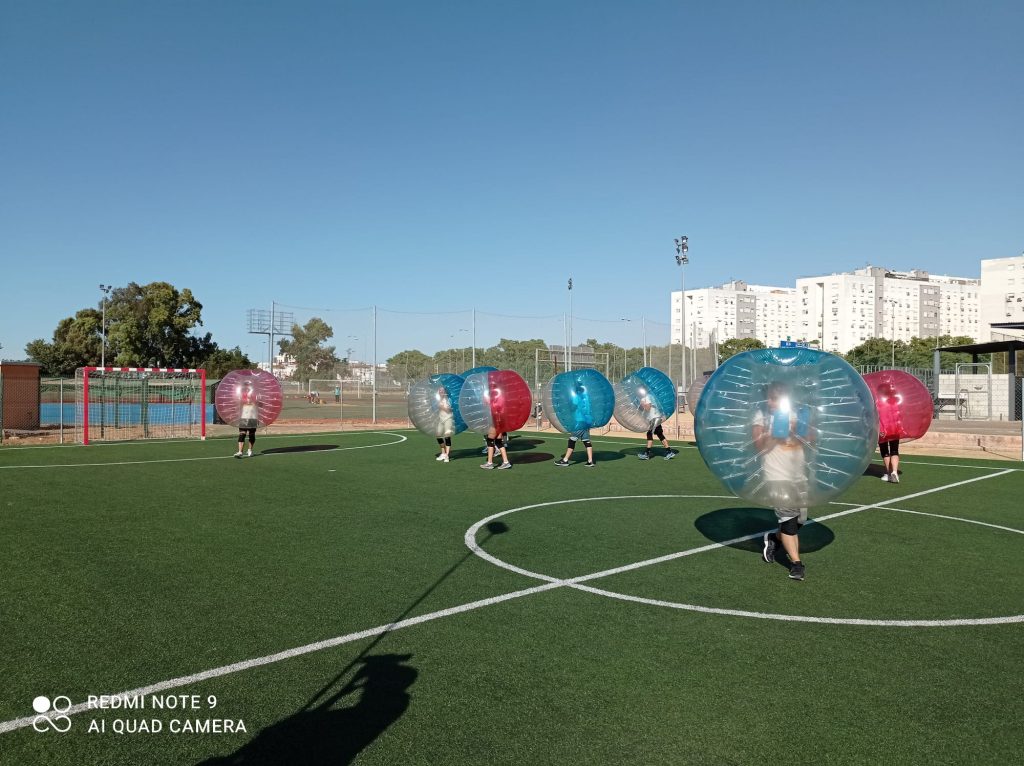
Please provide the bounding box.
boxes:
[1,429,1021,765]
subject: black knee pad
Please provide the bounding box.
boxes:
[444,437,452,447]
[645,430,654,440]
[437,438,445,445]
[583,440,592,449]
[567,438,577,450]
[653,425,665,440]
[486,437,495,447]
[779,517,800,536]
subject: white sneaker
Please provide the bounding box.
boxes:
[880,474,890,482]
[497,462,513,470]
[246,449,253,458]
[890,473,900,483]
[234,450,243,457]
[436,454,446,461]
[441,454,449,463]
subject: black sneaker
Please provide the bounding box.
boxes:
[554,459,570,467]
[788,561,806,581]
[762,532,777,563]
[584,461,596,467]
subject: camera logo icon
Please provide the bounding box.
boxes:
[32,696,72,733]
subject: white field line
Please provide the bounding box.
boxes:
[0,582,564,735]
[531,433,1021,471]
[466,470,1019,586]
[0,428,420,451]
[0,433,407,470]
[0,469,1016,734]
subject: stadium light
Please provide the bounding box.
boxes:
[674,236,689,407]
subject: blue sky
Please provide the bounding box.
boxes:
[2,0,1021,364]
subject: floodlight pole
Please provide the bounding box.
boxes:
[675,236,689,408]
[567,277,573,371]
[99,284,112,368]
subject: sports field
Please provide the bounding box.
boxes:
[1,429,1022,765]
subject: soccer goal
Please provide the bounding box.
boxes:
[308,379,342,404]
[75,367,207,445]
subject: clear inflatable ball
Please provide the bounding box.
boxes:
[613,367,677,433]
[863,369,933,442]
[215,370,284,428]
[408,374,467,438]
[458,369,533,435]
[542,368,615,434]
[694,348,878,508]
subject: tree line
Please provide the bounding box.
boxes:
[23,282,984,381]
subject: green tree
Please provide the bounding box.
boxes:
[105,282,205,366]
[386,350,433,384]
[903,335,978,369]
[718,337,766,362]
[202,346,257,379]
[842,338,897,368]
[25,282,246,376]
[25,311,103,376]
[277,318,339,382]
[844,335,978,370]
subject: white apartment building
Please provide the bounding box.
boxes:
[794,267,981,353]
[670,262,1003,354]
[980,254,1024,340]
[671,281,797,347]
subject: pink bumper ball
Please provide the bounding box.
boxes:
[216,370,284,428]
[863,369,932,442]
[458,369,533,435]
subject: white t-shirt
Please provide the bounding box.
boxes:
[752,409,806,483]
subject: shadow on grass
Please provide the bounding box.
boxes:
[863,461,897,479]
[195,521,509,765]
[258,445,339,455]
[512,452,558,464]
[195,653,417,766]
[694,507,835,554]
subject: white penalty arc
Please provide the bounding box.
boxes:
[464,485,1024,628]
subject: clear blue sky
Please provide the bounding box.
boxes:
[2,0,1021,365]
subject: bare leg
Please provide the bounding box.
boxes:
[780,532,801,564]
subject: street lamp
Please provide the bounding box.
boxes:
[567,277,573,371]
[99,284,113,368]
[674,236,689,407]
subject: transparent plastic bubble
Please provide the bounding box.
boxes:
[694,348,878,507]
[541,368,615,434]
[408,374,467,438]
[459,365,498,378]
[613,367,677,433]
[686,373,711,415]
[863,369,933,442]
[215,370,284,428]
[458,369,533,435]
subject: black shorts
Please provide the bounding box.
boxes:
[879,439,899,457]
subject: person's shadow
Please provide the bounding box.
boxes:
[694,507,835,554]
[196,522,508,766]
[196,653,417,766]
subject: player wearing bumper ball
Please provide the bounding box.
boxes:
[695,347,879,582]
